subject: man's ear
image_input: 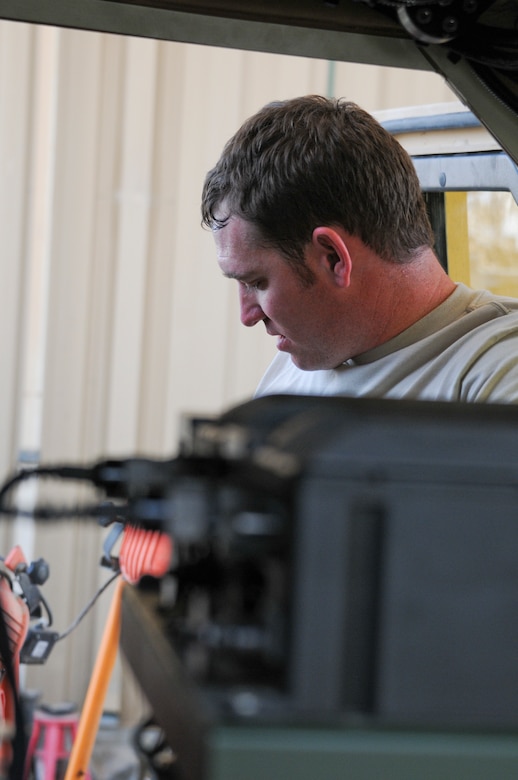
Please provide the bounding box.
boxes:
[312,226,352,288]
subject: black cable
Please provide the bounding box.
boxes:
[37,591,54,628]
[0,462,129,524]
[56,571,120,641]
[0,465,98,515]
[0,469,36,511]
[0,503,126,521]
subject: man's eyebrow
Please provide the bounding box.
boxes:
[222,270,258,282]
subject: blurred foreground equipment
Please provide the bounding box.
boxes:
[116,395,518,780]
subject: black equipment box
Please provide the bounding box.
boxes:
[119,395,518,778]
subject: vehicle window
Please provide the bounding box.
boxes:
[467,191,518,297]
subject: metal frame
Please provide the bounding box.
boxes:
[0,0,430,70]
[414,152,518,205]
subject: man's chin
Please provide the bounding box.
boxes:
[289,353,321,372]
[289,350,342,371]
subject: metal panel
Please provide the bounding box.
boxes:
[413,151,518,204]
[0,0,431,69]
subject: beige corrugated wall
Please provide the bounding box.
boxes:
[0,20,454,719]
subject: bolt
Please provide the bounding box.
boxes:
[442,15,459,34]
[416,8,433,24]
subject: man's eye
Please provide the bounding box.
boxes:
[242,280,264,292]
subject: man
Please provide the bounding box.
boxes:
[201,95,518,402]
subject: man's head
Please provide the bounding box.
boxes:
[201,94,434,280]
[202,95,451,371]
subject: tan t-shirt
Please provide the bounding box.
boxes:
[255,284,518,403]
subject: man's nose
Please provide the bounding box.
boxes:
[239,288,264,327]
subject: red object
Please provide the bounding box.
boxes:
[118,527,172,584]
[24,708,91,780]
[0,549,31,770]
[4,546,27,572]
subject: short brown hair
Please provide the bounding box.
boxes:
[201,95,434,276]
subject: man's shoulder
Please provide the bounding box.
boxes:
[459,284,518,317]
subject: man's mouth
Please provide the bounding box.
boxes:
[276,335,290,352]
[264,323,290,352]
